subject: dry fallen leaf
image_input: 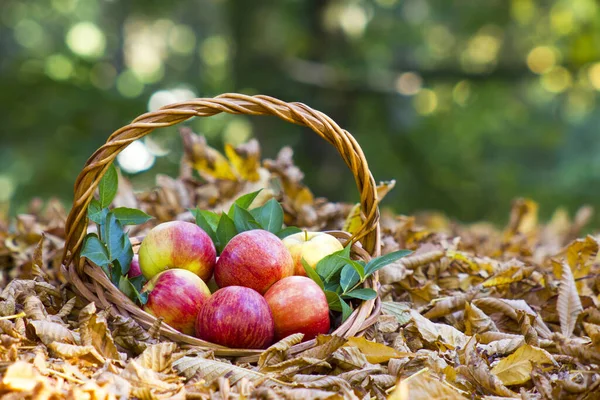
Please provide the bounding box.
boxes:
[490,344,556,386]
[345,336,411,364]
[557,261,583,338]
[389,368,467,400]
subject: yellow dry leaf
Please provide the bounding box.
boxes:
[376,179,396,201]
[490,344,555,386]
[342,203,362,235]
[259,332,304,369]
[224,140,261,182]
[1,361,42,392]
[482,264,531,288]
[136,342,178,373]
[181,129,237,181]
[48,342,106,365]
[503,198,538,240]
[345,336,410,364]
[29,320,76,346]
[410,310,469,350]
[557,261,583,338]
[389,369,467,400]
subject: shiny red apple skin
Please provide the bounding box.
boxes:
[195,286,274,349]
[138,221,216,281]
[264,276,330,342]
[143,269,211,336]
[214,230,294,294]
[127,254,142,278]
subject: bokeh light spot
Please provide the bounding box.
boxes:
[550,5,574,35]
[117,141,155,174]
[14,19,44,49]
[395,72,423,95]
[339,4,369,38]
[0,176,15,202]
[66,22,106,59]
[375,0,398,7]
[116,70,144,98]
[511,0,535,25]
[168,24,196,55]
[526,46,557,74]
[201,36,230,67]
[44,54,73,81]
[147,87,196,111]
[413,89,438,115]
[452,80,471,106]
[223,119,252,146]
[587,63,600,90]
[540,66,572,93]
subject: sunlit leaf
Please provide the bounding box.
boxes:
[316,245,352,282]
[302,258,324,290]
[250,198,284,234]
[345,337,410,364]
[112,207,153,225]
[490,344,556,386]
[98,163,118,208]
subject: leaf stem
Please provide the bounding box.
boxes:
[0,311,26,320]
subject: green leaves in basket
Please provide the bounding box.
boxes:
[82,163,153,305]
[98,163,118,208]
[303,246,413,323]
[190,189,300,254]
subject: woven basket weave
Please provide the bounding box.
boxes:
[61,93,382,359]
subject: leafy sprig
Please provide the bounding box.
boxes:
[81,164,153,304]
[303,245,412,322]
[190,189,301,253]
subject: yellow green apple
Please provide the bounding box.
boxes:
[282,231,343,276]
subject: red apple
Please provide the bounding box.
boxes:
[143,268,211,335]
[138,221,216,281]
[195,286,274,349]
[127,254,141,278]
[214,230,294,294]
[264,276,330,342]
[282,231,344,276]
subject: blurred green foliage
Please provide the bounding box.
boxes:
[2,0,600,224]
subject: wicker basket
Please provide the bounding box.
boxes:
[61,93,382,359]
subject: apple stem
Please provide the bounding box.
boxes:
[304,230,308,242]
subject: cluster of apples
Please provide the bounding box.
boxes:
[129,221,343,349]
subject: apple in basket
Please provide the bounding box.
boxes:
[282,231,343,276]
[127,254,141,278]
[264,276,330,341]
[138,221,216,281]
[195,286,274,349]
[142,268,211,336]
[214,230,294,294]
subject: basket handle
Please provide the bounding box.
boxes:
[62,93,381,270]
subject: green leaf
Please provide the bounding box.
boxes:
[340,264,360,293]
[250,198,284,234]
[119,276,148,305]
[342,288,377,301]
[348,259,366,281]
[364,249,413,276]
[341,297,353,322]
[81,234,110,275]
[277,226,302,239]
[102,213,126,260]
[112,207,153,225]
[232,204,261,233]
[129,275,147,293]
[324,281,342,293]
[301,258,324,290]
[325,290,343,312]
[88,199,107,225]
[315,244,352,283]
[191,209,219,243]
[216,213,237,253]
[228,189,262,216]
[98,163,118,208]
[115,234,134,277]
[325,291,353,322]
[111,260,123,286]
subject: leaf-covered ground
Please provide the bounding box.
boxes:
[1,131,600,399]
